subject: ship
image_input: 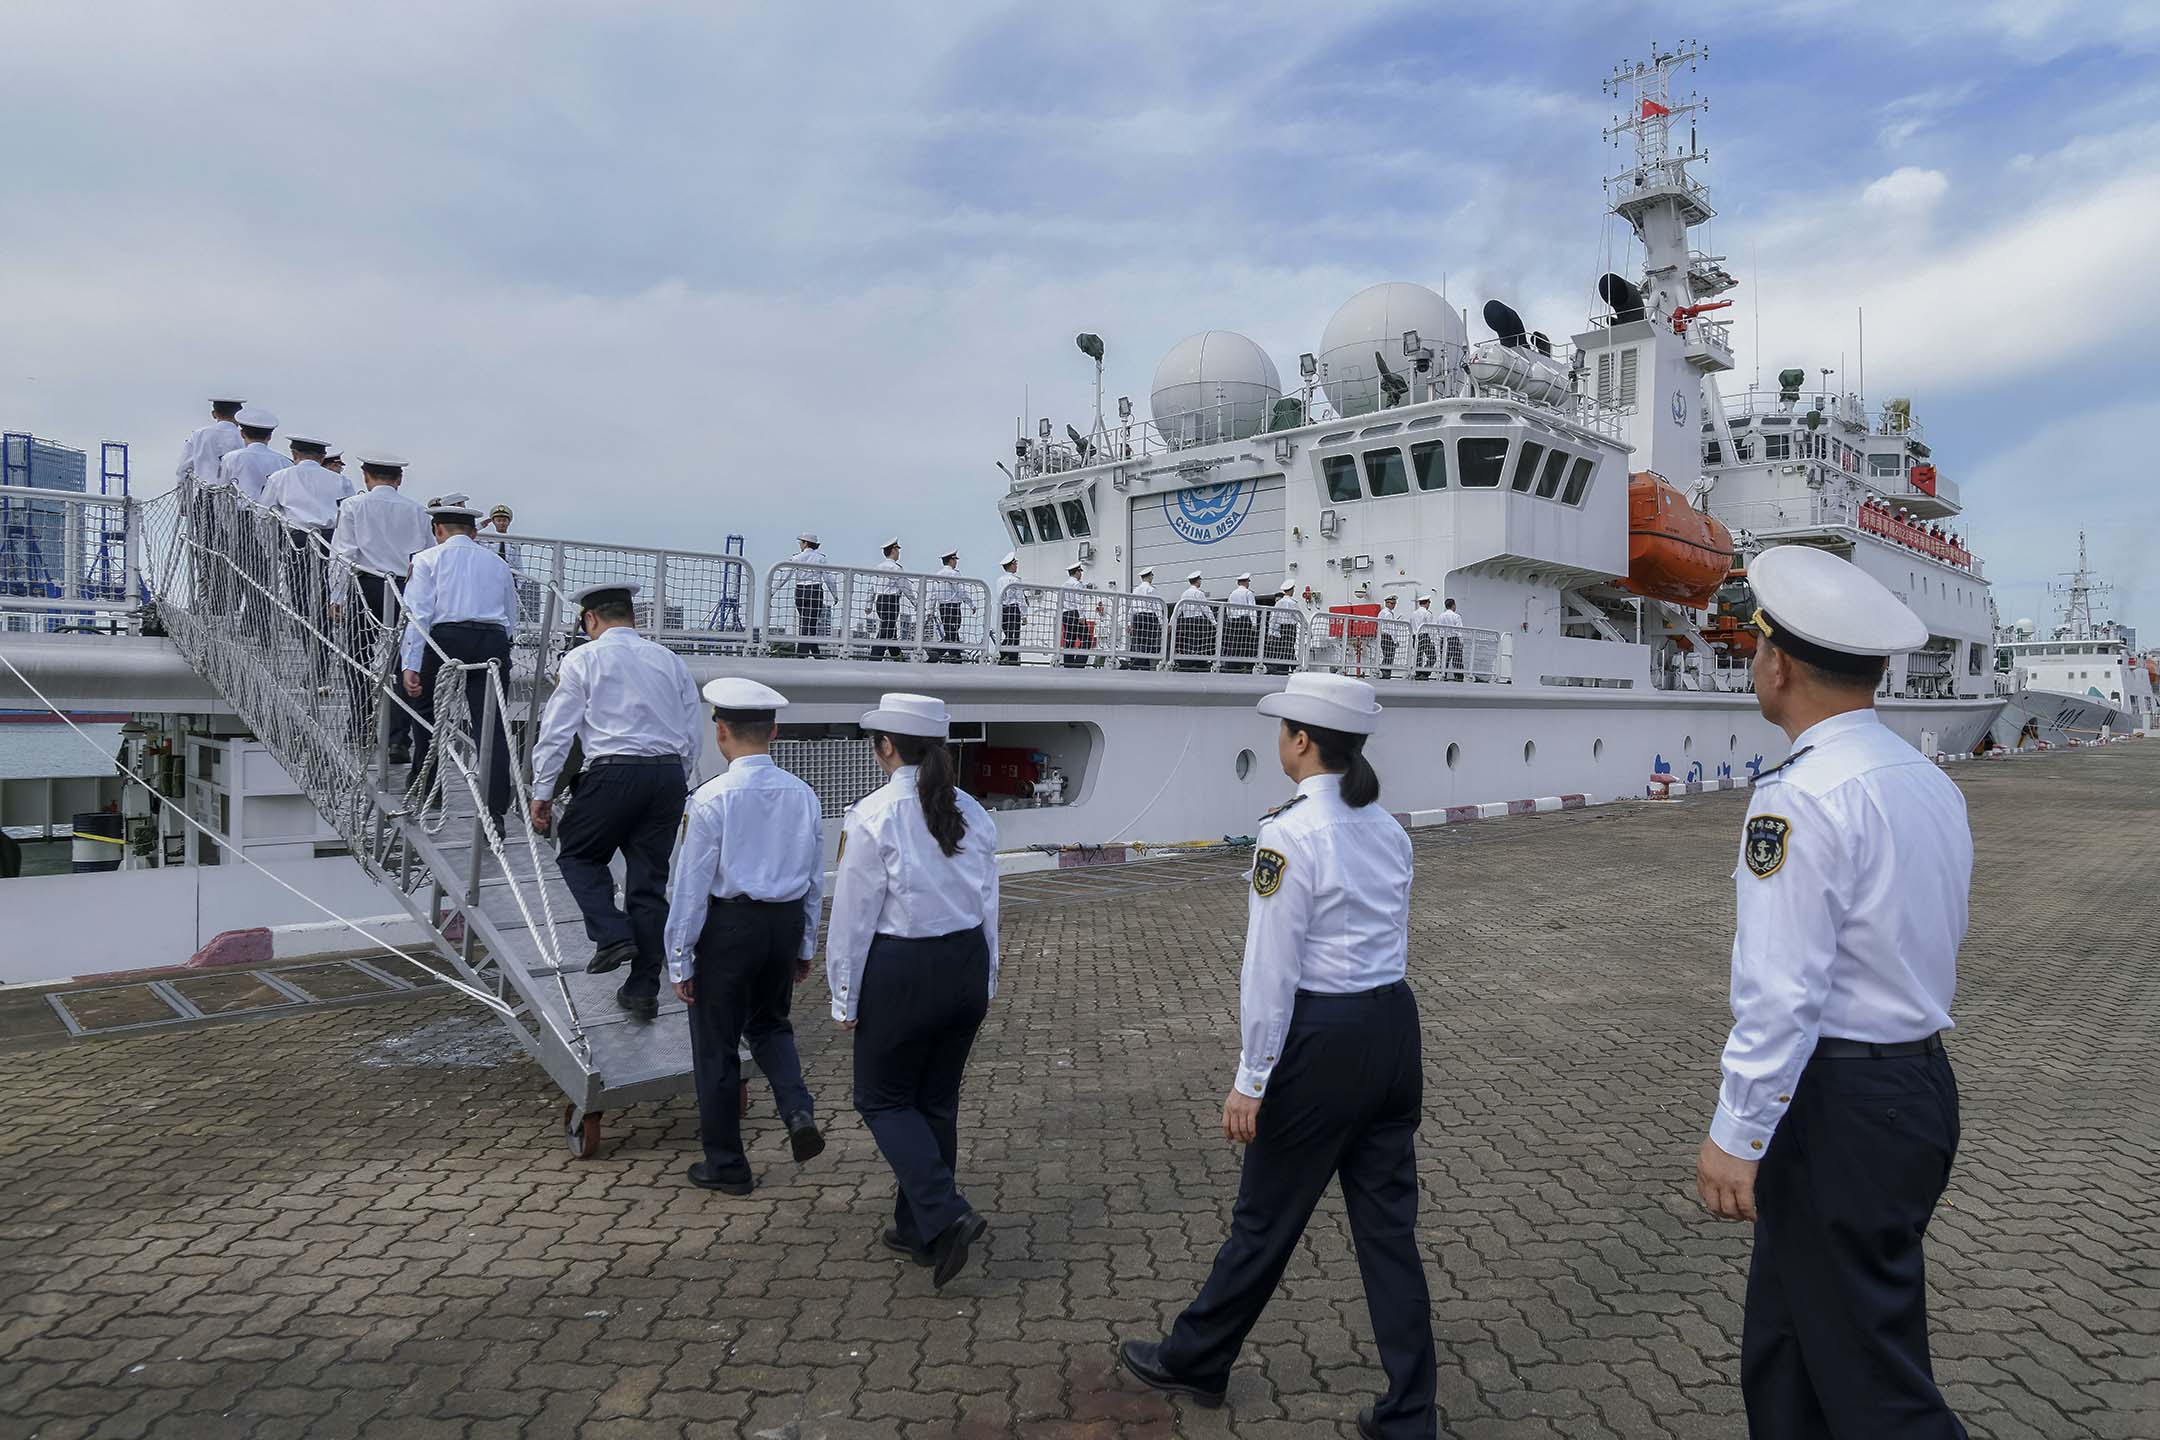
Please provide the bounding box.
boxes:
[1990,533,2155,748]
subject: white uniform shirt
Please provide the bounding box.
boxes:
[663,754,825,984]
[1435,608,1466,632]
[872,556,905,597]
[1709,709,1969,1159]
[217,442,287,505]
[996,571,1028,613]
[825,765,1001,1022]
[328,485,433,588]
[1228,583,1257,609]
[1175,584,1210,621]
[1272,599,1302,638]
[260,460,354,531]
[398,533,521,672]
[1410,607,1432,635]
[528,626,703,802]
[1130,580,1159,602]
[930,564,972,607]
[1059,576,1088,613]
[177,420,242,486]
[780,547,836,599]
[1236,772,1412,1097]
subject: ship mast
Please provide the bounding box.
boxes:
[2048,531,2111,640]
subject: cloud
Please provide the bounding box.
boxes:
[1861,166,1950,212]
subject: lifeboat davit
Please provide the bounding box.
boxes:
[1617,471,1734,610]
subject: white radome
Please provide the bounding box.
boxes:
[1318,281,1467,418]
[1150,330,1282,449]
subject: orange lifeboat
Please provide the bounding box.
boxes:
[1703,610,1759,657]
[1617,471,1734,609]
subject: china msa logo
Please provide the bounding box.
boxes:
[1165,481,1256,545]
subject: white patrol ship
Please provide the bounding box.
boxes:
[1991,534,2155,748]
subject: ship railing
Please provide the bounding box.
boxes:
[1306,614,1505,683]
[1851,502,1979,574]
[1162,596,1311,674]
[1717,495,1858,536]
[497,531,757,655]
[764,562,992,664]
[0,485,144,634]
[993,584,1164,669]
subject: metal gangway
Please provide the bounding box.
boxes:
[134,487,763,1157]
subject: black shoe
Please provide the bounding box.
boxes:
[929,1210,987,1290]
[685,1162,752,1195]
[880,1227,933,1266]
[1357,1405,1381,1439]
[615,983,658,1021]
[587,941,637,975]
[386,742,411,766]
[1116,1339,1225,1409]
[784,1113,825,1163]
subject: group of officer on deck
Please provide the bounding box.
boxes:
[181,382,1980,1440]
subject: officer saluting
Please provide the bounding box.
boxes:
[826,693,999,1288]
[665,678,827,1193]
[399,499,522,833]
[529,581,703,1022]
[1695,545,1972,1439]
[1120,674,1437,1438]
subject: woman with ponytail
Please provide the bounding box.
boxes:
[825,692,1000,1288]
[1120,674,1437,1438]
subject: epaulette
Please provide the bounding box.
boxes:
[1753,744,1815,784]
[1259,794,1307,823]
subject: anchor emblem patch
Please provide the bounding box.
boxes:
[1744,814,1791,879]
[1252,847,1287,897]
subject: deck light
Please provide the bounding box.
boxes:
[1299,353,1317,378]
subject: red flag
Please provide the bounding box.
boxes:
[1641,98,1672,119]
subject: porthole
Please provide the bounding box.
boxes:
[1593,738,1604,761]
[1523,740,1536,764]
[1235,749,1254,781]
[1683,735,1694,755]
[1446,742,1460,770]
[1728,734,1737,751]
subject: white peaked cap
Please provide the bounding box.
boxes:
[1258,673,1382,736]
[1416,594,1433,603]
[1067,562,1083,573]
[429,502,483,523]
[1280,581,1297,593]
[209,392,246,405]
[797,530,820,544]
[433,490,471,506]
[1186,569,1204,582]
[354,450,408,469]
[860,691,949,738]
[234,406,278,430]
[703,677,789,710]
[942,548,960,560]
[881,536,901,549]
[569,580,641,608]
[1000,551,1017,566]
[324,446,344,461]
[1750,544,1926,657]
[1236,572,1253,582]
[285,432,329,450]
[1139,565,1154,575]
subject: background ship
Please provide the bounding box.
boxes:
[1991,533,2155,748]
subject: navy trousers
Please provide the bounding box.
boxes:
[852,928,990,1249]
[346,572,415,749]
[687,898,816,1178]
[410,621,514,823]
[553,759,686,1000]
[1744,1048,1966,1439]
[1161,982,1437,1438]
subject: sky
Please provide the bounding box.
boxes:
[2,0,2156,638]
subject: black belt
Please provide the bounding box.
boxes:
[1295,979,1406,999]
[586,754,682,769]
[1814,1032,1943,1060]
[716,893,805,907]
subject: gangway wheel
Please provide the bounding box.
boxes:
[563,1104,604,1160]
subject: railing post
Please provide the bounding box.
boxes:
[467,663,497,917]
[651,552,668,638]
[522,588,557,777]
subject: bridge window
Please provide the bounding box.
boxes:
[1458,438,1508,488]
[1031,504,1063,542]
[1511,441,1546,492]
[1411,440,1447,490]
[1562,456,1594,505]
[1364,447,1409,497]
[1008,509,1034,544]
[1764,434,1791,460]
[1537,448,1569,499]
[1323,454,1362,502]
[1869,454,1902,477]
[1703,440,1723,465]
[1060,498,1091,537]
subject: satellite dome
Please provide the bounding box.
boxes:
[1150,330,1282,449]
[1317,282,1467,418]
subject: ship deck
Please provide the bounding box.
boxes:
[2,741,2154,1438]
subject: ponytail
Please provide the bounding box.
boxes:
[877,732,969,856]
[1287,721,1381,808]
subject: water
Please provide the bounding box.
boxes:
[1,723,121,779]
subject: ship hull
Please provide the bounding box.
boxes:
[1989,687,2130,750]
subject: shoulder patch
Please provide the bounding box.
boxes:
[1252,847,1287,897]
[1260,794,1307,822]
[1744,814,1791,879]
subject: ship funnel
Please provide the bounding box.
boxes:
[1598,273,1646,323]
[1482,299,1528,348]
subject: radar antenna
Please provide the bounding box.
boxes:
[2048,531,2112,640]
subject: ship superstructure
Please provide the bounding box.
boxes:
[1991,534,2155,746]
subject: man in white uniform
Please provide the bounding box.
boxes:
[779,531,836,657]
[1123,565,1162,670]
[927,548,972,662]
[666,677,826,1192]
[259,433,352,692]
[870,538,907,661]
[530,580,703,1021]
[1434,597,1467,680]
[176,396,246,619]
[1174,570,1214,672]
[1408,595,1436,680]
[1223,572,1260,672]
[399,501,522,831]
[1264,581,1302,675]
[329,452,433,756]
[1695,544,1972,1439]
[993,551,1026,665]
[1057,562,1089,668]
[176,395,245,490]
[215,407,288,636]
